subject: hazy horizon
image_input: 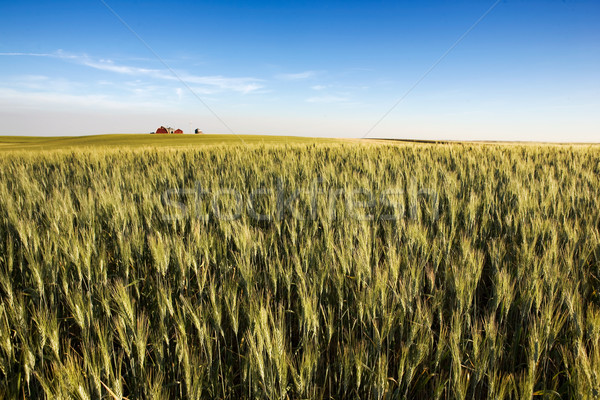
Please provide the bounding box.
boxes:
[1,0,598,142]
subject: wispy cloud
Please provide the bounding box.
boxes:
[0,52,56,57]
[81,58,167,78]
[0,50,264,94]
[311,85,328,91]
[79,55,264,94]
[181,75,263,94]
[276,71,317,80]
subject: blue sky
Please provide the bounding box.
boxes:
[0,0,598,141]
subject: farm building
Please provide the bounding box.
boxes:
[195,128,203,134]
[154,126,175,134]
[174,129,184,134]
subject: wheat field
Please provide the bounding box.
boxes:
[1,141,599,399]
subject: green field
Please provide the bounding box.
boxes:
[1,137,600,399]
[0,134,345,152]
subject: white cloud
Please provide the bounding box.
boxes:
[0,52,56,57]
[276,71,317,80]
[89,60,263,94]
[81,59,169,78]
[78,57,264,94]
[311,85,328,90]
[181,75,264,94]
[0,51,264,94]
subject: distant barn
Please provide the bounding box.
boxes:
[155,126,178,134]
[174,129,184,134]
[195,128,203,134]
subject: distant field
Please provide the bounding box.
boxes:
[1,134,595,153]
[0,134,347,151]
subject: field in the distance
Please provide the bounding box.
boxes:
[1,137,600,399]
[0,133,346,151]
